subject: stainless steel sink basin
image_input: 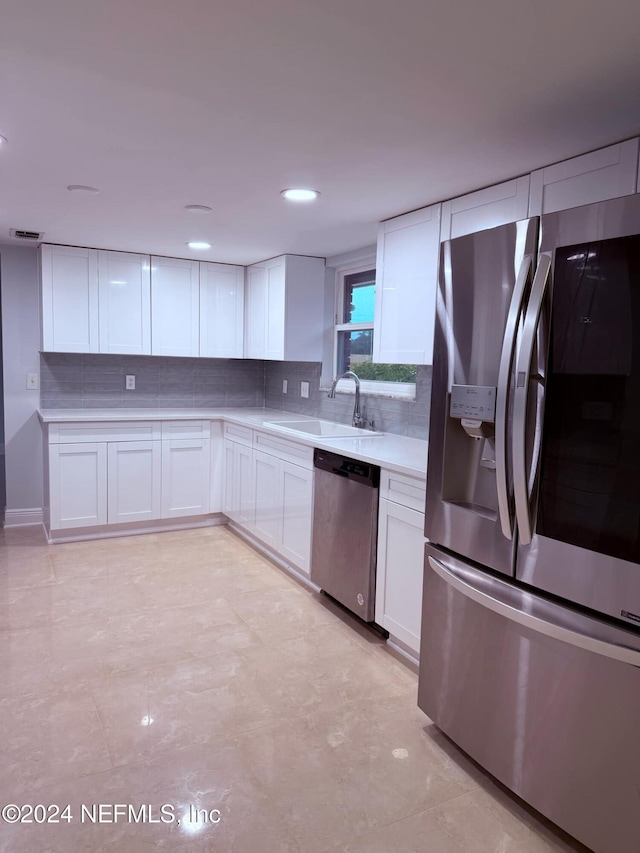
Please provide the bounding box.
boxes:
[264,419,380,438]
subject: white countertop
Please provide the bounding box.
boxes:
[38,407,428,478]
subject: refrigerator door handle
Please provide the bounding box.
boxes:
[513,253,552,545]
[428,555,640,667]
[495,254,533,540]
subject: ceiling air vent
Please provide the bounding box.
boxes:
[10,228,44,241]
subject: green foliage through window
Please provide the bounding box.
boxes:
[352,363,417,383]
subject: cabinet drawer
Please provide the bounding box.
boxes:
[253,430,313,469]
[223,422,253,447]
[380,469,426,512]
[161,420,211,440]
[49,420,161,444]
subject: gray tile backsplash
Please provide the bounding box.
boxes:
[40,353,266,410]
[41,354,431,439]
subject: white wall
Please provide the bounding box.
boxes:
[0,245,43,521]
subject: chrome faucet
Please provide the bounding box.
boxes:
[328,370,364,428]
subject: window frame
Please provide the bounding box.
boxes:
[331,260,417,400]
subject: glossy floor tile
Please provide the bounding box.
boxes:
[0,524,590,852]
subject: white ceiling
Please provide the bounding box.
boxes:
[1,0,640,265]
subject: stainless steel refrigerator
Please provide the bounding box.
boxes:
[419,194,640,853]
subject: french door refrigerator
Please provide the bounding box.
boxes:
[419,194,640,853]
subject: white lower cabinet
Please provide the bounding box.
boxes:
[375,470,426,656]
[161,438,211,518]
[279,460,313,575]
[223,427,314,575]
[47,418,221,534]
[253,449,280,549]
[223,435,255,529]
[50,443,108,529]
[107,441,161,524]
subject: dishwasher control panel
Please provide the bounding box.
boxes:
[313,449,379,487]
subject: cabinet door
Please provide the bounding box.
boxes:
[253,449,280,549]
[236,442,255,529]
[98,251,151,354]
[107,441,161,524]
[279,460,313,574]
[49,442,107,529]
[373,205,441,365]
[264,257,286,360]
[440,176,531,242]
[209,421,224,514]
[161,438,211,518]
[41,245,99,353]
[151,256,199,356]
[529,138,639,216]
[244,263,266,358]
[222,439,237,518]
[375,498,425,654]
[200,262,245,358]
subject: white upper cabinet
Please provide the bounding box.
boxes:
[151,256,199,357]
[440,176,531,242]
[529,138,639,216]
[199,262,245,358]
[373,205,441,365]
[244,255,325,361]
[244,263,268,359]
[41,244,99,352]
[98,251,151,355]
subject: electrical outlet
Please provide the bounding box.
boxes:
[26,372,39,390]
[125,374,136,390]
[282,379,288,394]
[300,381,310,399]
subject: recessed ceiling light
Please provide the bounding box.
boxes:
[0,135,7,146]
[184,204,212,214]
[280,188,320,201]
[187,241,211,250]
[67,185,100,195]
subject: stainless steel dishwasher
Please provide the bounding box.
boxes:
[311,448,380,622]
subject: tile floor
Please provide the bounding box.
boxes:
[0,523,590,852]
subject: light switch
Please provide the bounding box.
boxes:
[125,374,136,390]
[26,372,39,390]
[300,381,309,399]
[282,379,288,394]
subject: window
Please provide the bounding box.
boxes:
[333,265,416,397]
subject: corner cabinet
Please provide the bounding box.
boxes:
[150,256,200,357]
[244,255,325,361]
[375,469,426,657]
[373,205,441,365]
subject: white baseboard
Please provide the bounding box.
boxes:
[227,522,321,593]
[386,636,420,671]
[4,507,44,528]
[47,513,226,544]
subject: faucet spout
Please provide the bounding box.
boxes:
[327,370,363,428]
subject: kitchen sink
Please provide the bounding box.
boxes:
[264,419,380,438]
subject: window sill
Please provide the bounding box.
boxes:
[319,380,416,401]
